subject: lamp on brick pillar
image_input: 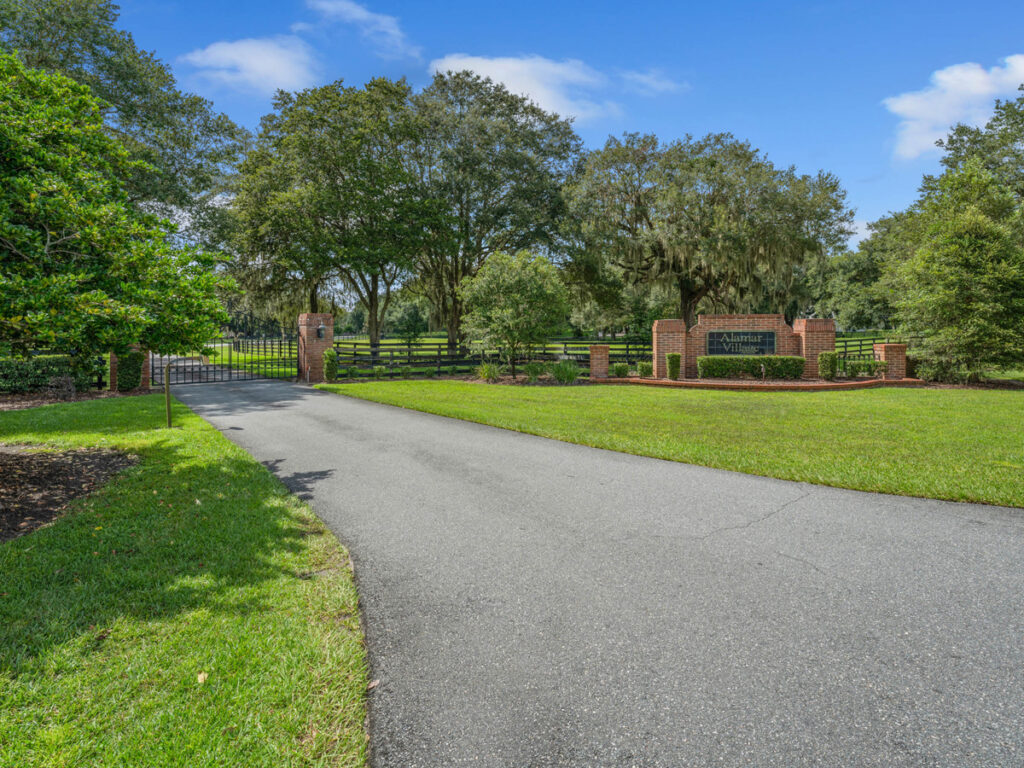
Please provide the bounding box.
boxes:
[298,313,334,383]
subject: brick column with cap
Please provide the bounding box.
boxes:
[589,345,610,378]
[652,319,686,379]
[298,313,334,383]
[873,343,907,380]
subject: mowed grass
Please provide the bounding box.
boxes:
[319,381,1024,508]
[0,396,367,767]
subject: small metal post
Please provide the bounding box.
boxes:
[164,362,172,428]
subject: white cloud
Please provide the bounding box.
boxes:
[848,220,872,248]
[429,53,619,121]
[179,36,317,96]
[621,68,686,95]
[307,0,420,59]
[883,54,1024,159]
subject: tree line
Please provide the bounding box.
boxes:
[2,0,1021,381]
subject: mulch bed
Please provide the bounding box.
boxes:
[0,390,148,412]
[0,445,137,542]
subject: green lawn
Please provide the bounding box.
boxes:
[0,396,367,767]
[319,381,1024,508]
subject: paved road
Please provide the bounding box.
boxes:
[176,379,1024,768]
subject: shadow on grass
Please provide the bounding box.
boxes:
[0,395,323,674]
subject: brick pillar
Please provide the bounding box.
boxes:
[298,313,334,383]
[793,318,836,379]
[139,349,150,389]
[874,343,907,380]
[108,346,150,390]
[589,345,610,379]
[652,319,687,379]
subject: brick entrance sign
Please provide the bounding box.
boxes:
[651,314,837,379]
[297,313,334,383]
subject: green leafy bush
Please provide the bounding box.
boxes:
[696,355,805,380]
[666,353,681,380]
[0,354,103,393]
[844,359,886,378]
[548,360,580,385]
[400,366,413,378]
[116,350,145,391]
[447,365,459,376]
[346,366,358,379]
[372,365,387,380]
[611,362,629,378]
[322,348,338,382]
[818,351,838,381]
[523,362,545,383]
[637,361,653,378]
[476,362,501,382]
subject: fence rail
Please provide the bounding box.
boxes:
[331,340,651,379]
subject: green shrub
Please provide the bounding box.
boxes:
[400,366,413,378]
[372,365,387,380]
[322,348,339,382]
[523,361,545,383]
[476,362,501,382]
[666,353,681,380]
[637,361,653,378]
[116,350,145,391]
[818,351,838,381]
[548,360,580,385]
[447,365,459,376]
[611,362,629,378]
[346,366,359,379]
[0,354,103,393]
[845,359,886,378]
[696,355,805,380]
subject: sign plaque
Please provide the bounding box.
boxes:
[707,331,776,356]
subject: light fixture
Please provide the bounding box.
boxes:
[316,322,325,339]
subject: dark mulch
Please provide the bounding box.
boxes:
[0,390,148,412]
[0,445,137,542]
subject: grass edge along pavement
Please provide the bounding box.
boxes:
[318,380,1024,509]
[0,395,368,768]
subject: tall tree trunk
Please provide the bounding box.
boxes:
[446,298,461,354]
[309,284,320,314]
[678,278,703,329]
[366,277,380,362]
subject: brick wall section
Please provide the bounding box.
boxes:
[651,314,837,379]
[874,343,907,380]
[298,313,334,383]
[683,315,800,379]
[652,319,686,379]
[589,345,610,378]
[792,318,835,379]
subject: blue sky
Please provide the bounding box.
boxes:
[122,0,1024,242]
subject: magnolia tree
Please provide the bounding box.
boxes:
[0,53,228,359]
[460,252,569,377]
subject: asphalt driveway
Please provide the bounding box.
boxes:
[175,379,1024,767]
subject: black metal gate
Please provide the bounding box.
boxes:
[151,336,299,385]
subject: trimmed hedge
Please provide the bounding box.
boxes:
[0,354,103,393]
[818,351,838,381]
[844,359,886,378]
[697,355,805,380]
[637,361,653,378]
[666,353,681,380]
[611,362,629,378]
[116,351,145,391]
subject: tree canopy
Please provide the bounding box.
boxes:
[408,71,581,350]
[234,78,440,347]
[0,52,228,357]
[568,132,853,327]
[1,0,247,241]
